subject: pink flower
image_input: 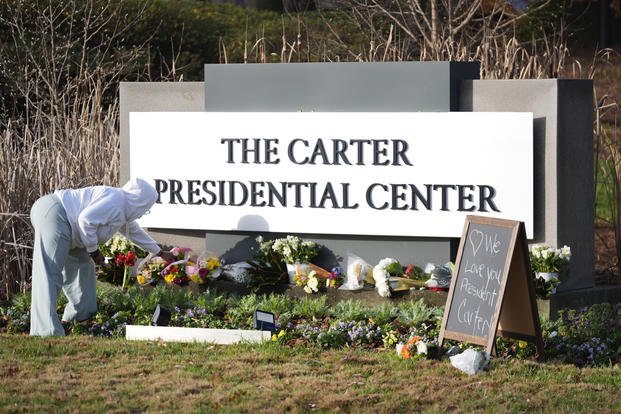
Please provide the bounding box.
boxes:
[171,247,192,257]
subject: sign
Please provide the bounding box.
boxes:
[438,216,543,355]
[130,112,533,238]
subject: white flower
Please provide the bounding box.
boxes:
[395,343,404,356]
[560,245,571,259]
[307,272,319,291]
[377,280,391,297]
[256,235,264,243]
[376,257,398,270]
[303,285,312,294]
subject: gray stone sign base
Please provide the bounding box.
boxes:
[204,61,479,112]
[121,65,596,297]
[461,79,594,292]
[537,286,621,320]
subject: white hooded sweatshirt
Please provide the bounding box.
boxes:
[54,178,160,254]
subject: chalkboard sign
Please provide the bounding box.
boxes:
[438,216,543,356]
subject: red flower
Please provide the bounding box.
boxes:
[115,253,125,266]
[124,251,137,267]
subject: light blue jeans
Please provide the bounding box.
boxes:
[29,194,97,336]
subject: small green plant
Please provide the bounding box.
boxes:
[332,299,372,322]
[170,305,226,328]
[368,303,399,326]
[224,294,261,329]
[397,299,444,329]
[88,310,132,338]
[257,293,296,316]
[292,295,330,319]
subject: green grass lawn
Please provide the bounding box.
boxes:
[1,334,619,413]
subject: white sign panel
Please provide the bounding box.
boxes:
[130,112,533,238]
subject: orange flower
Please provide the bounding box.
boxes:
[400,346,411,359]
[407,336,422,346]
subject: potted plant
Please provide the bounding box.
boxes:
[270,235,319,283]
[529,244,571,297]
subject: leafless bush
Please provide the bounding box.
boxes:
[593,50,621,275]
[0,0,149,300]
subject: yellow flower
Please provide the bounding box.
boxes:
[278,330,285,338]
[518,340,528,349]
[207,257,220,270]
[164,274,175,284]
[190,274,202,284]
[271,334,278,341]
[137,275,147,285]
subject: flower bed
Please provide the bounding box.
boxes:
[2,235,618,366]
[1,285,619,367]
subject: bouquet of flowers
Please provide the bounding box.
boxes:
[97,234,146,286]
[373,258,399,297]
[295,269,320,294]
[326,267,343,289]
[371,258,422,297]
[186,255,222,285]
[135,247,222,287]
[396,335,423,359]
[136,256,167,286]
[294,266,342,294]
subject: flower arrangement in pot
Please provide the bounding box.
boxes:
[270,235,319,283]
[529,244,571,298]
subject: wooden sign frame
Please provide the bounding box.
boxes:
[438,215,543,357]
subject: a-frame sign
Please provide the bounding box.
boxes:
[438,215,543,357]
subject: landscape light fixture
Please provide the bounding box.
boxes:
[253,310,276,332]
[151,304,171,326]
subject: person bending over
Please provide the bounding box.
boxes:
[29,178,172,336]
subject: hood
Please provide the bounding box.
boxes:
[122,178,158,221]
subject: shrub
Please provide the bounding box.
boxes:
[543,303,621,365]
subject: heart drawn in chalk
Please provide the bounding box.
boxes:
[469,229,484,257]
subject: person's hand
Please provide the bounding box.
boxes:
[89,249,105,266]
[157,249,175,262]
